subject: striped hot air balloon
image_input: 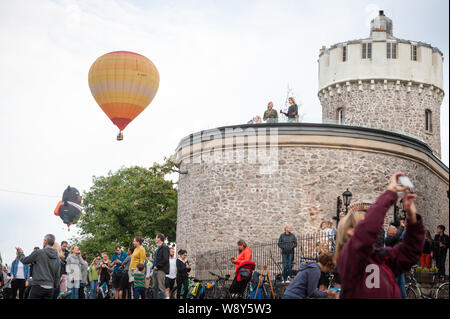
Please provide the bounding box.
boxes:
[88,51,159,140]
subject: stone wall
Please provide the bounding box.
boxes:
[319,81,444,158]
[176,142,449,263]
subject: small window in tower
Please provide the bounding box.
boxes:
[392,43,397,59]
[411,45,417,61]
[425,109,432,132]
[343,46,347,62]
[337,108,344,124]
[387,43,397,59]
[362,43,372,59]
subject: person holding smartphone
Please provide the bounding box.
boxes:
[176,249,190,299]
[335,172,425,299]
[110,245,127,299]
[280,97,299,123]
[283,252,337,299]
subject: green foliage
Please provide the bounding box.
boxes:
[72,158,178,260]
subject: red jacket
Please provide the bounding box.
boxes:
[233,247,252,272]
[337,190,424,299]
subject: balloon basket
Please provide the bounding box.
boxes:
[117,131,123,141]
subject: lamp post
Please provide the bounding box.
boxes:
[342,188,352,215]
[334,196,343,225]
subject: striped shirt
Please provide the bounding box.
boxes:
[133,272,145,288]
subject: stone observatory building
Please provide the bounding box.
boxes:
[175,11,449,261]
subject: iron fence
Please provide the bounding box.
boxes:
[191,232,334,281]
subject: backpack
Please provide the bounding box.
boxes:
[239,268,251,281]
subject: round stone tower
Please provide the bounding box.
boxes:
[318,10,444,158]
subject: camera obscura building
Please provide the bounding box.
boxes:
[175,11,449,268]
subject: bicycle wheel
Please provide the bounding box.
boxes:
[207,284,218,299]
[406,285,418,299]
[241,283,251,299]
[435,282,449,299]
[220,285,231,299]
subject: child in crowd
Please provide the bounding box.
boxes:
[133,263,146,299]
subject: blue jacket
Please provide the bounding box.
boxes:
[283,262,328,299]
[10,259,30,281]
[110,251,128,273]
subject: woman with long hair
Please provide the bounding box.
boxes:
[335,172,425,298]
[230,240,252,272]
[88,257,100,299]
[280,97,299,123]
[52,242,66,298]
[66,245,83,299]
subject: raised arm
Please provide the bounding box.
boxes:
[345,190,398,261]
[387,190,425,276]
[339,173,407,277]
[18,250,38,265]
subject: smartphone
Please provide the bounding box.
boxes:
[398,176,414,189]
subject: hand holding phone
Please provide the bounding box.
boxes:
[388,172,408,193]
[398,176,414,190]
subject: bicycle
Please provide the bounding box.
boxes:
[405,265,449,299]
[206,271,231,299]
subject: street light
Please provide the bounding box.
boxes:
[342,188,352,215]
[334,196,343,226]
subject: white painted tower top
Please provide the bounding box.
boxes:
[318,10,444,91]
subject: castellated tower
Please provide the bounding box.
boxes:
[318,10,444,158]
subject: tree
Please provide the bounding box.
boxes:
[72,158,178,258]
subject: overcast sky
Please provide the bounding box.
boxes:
[0,0,448,266]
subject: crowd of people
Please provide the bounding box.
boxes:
[0,233,195,300]
[0,174,448,300]
[279,172,448,299]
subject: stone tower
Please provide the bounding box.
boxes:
[175,10,449,277]
[318,10,444,158]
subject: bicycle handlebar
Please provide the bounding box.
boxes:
[209,271,230,280]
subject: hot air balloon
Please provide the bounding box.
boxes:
[88,51,159,140]
[54,186,83,230]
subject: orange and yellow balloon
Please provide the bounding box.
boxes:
[88,51,159,139]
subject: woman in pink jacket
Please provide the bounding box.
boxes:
[335,172,425,298]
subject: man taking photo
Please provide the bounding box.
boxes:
[16,234,60,299]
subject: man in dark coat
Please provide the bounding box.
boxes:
[152,233,170,299]
[278,225,297,283]
[433,225,449,278]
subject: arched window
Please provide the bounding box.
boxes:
[425,109,432,132]
[337,108,344,124]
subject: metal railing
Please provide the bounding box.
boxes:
[191,232,334,281]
